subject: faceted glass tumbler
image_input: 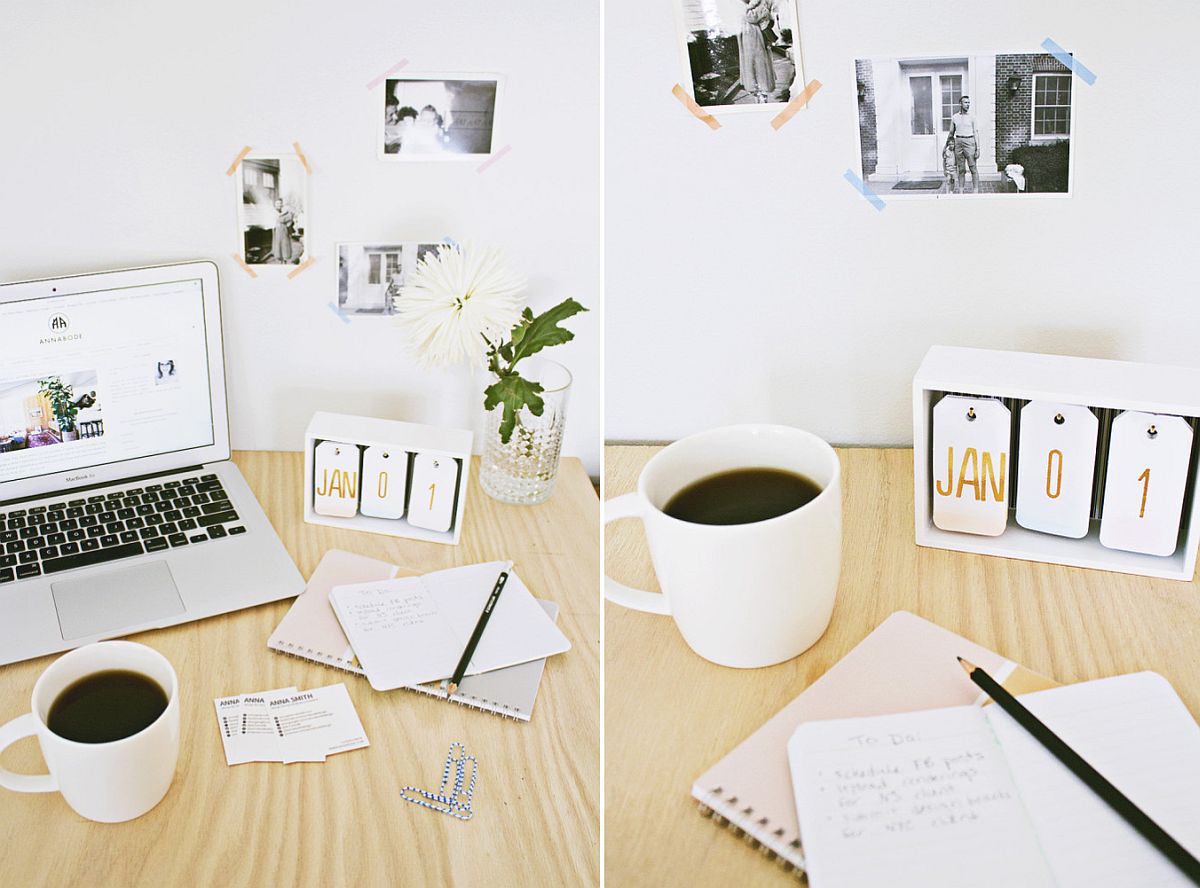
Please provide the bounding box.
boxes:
[479,358,572,505]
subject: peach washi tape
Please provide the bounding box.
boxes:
[231,253,258,278]
[288,257,316,280]
[770,79,822,131]
[671,84,721,130]
[292,141,311,173]
[225,145,252,176]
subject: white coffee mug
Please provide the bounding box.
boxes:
[604,424,842,668]
[0,641,180,822]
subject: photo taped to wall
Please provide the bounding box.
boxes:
[379,75,502,160]
[236,153,309,265]
[674,0,805,111]
[853,52,1075,198]
[336,242,445,317]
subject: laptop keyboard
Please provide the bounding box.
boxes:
[0,473,245,584]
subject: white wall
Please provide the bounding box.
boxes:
[606,0,1200,445]
[0,0,602,476]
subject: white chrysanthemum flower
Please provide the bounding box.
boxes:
[397,243,525,368]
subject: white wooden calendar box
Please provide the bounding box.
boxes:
[913,346,1200,581]
[303,412,473,545]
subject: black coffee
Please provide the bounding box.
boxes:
[46,670,168,744]
[663,468,823,526]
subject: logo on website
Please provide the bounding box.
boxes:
[40,311,82,345]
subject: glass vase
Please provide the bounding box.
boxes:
[479,358,572,505]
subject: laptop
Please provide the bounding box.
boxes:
[0,260,304,665]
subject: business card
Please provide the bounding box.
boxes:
[213,683,368,766]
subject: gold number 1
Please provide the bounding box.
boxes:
[428,483,436,510]
[1138,468,1150,518]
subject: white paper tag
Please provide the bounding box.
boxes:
[1015,402,1099,539]
[1099,412,1193,556]
[407,453,459,532]
[360,446,408,519]
[313,440,362,518]
[931,395,1011,536]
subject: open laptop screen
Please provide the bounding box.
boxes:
[0,278,215,485]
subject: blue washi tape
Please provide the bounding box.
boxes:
[328,302,350,324]
[1041,38,1096,85]
[442,236,460,249]
[844,170,885,211]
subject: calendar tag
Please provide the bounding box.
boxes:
[1099,412,1193,556]
[360,447,408,519]
[1015,402,1098,538]
[407,453,459,532]
[313,441,362,518]
[931,395,1011,536]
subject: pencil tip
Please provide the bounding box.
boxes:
[958,657,977,673]
[446,683,457,698]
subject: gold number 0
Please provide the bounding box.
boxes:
[1138,468,1150,518]
[428,483,436,510]
[378,471,388,499]
[1045,449,1063,499]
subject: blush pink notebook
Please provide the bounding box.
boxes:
[690,611,1057,875]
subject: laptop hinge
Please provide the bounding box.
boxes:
[1,465,209,507]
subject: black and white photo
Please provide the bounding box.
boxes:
[379,76,501,160]
[154,359,178,386]
[854,52,1075,197]
[674,0,804,110]
[237,153,309,264]
[337,242,444,316]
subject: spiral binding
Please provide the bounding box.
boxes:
[268,642,530,720]
[695,786,806,879]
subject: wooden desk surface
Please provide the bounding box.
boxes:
[0,453,599,888]
[604,444,1200,887]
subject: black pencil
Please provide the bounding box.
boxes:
[958,657,1200,885]
[446,569,510,699]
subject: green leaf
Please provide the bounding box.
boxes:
[507,298,589,365]
[484,374,545,444]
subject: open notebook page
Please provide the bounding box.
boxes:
[986,672,1200,888]
[788,704,1056,887]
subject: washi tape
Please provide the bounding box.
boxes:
[476,144,512,174]
[843,170,886,211]
[225,145,252,177]
[287,257,316,280]
[366,58,410,90]
[770,79,823,131]
[232,253,258,278]
[1041,38,1096,85]
[292,141,311,174]
[671,83,721,130]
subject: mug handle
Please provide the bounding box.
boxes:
[0,713,57,793]
[604,493,671,615]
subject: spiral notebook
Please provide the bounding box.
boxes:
[267,550,559,721]
[690,611,1059,876]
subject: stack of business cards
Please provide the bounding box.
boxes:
[214,683,369,765]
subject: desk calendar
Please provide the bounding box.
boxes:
[913,346,1200,580]
[303,412,473,545]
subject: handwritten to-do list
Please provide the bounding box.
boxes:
[791,706,1052,887]
[787,674,1200,888]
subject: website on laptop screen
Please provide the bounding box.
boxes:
[0,278,215,485]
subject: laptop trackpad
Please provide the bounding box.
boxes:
[52,561,186,640]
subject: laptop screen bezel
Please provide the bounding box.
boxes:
[0,260,230,504]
